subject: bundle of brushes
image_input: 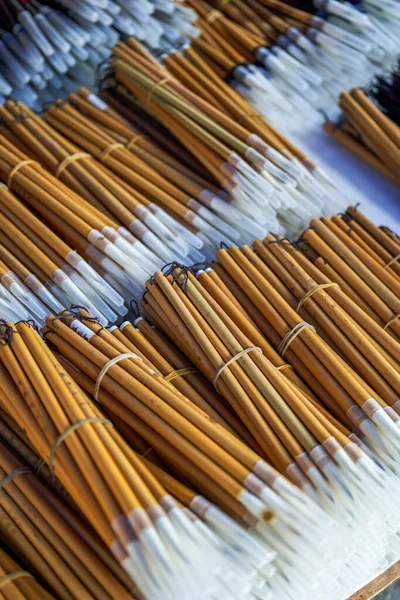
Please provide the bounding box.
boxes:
[0,130,210,322]
[136,211,400,594]
[0,99,210,264]
[39,307,363,600]
[0,417,135,599]
[0,179,130,326]
[108,40,348,234]
[0,546,56,599]
[0,317,330,600]
[0,97,345,325]
[0,196,398,598]
[305,205,400,344]
[0,83,347,259]
[324,85,400,185]
[154,0,400,135]
[0,0,199,110]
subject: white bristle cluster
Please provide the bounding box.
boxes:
[0,0,198,110]
[122,442,400,600]
[225,0,400,135]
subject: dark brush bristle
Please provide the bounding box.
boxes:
[283,0,317,12]
[370,61,400,127]
[282,0,363,15]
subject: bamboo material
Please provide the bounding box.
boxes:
[0,5,399,600]
[303,217,400,341]
[136,257,400,596]
[2,321,263,599]
[116,319,256,447]
[0,157,133,324]
[0,436,133,600]
[325,88,400,185]
[175,0,396,164]
[41,306,356,599]
[0,546,55,600]
[0,401,74,509]
[0,100,208,269]
[0,196,398,599]
[41,99,243,251]
[122,219,398,477]
[108,40,345,237]
[323,122,400,185]
[0,137,169,315]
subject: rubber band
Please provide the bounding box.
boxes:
[384,253,400,269]
[34,458,45,476]
[126,135,144,150]
[207,10,222,22]
[296,283,338,312]
[98,143,124,163]
[55,152,91,178]
[276,364,293,372]
[0,571,33,590]
[278,322,316,358]
[213,346,262,392]
[7,160,38,188]
[384,314,400,331]
[141,446,155,459]
[0,467,29,490]
[164,367,200,382]
[146,77,171,109]
[49,417,112,472]
[94,352,139,400]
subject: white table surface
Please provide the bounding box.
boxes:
[291,127,400,231]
